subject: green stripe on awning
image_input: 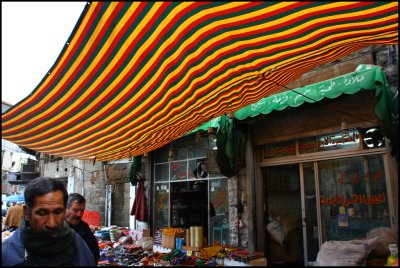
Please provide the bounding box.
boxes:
[234,64,387,120]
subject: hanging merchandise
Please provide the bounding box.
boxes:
[129,155,142,186]
[234,123,246,172]
[216,115,235,177]
[130,179,147,222]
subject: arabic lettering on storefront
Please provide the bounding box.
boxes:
[318,132,359,149]
[264,144,296,158]
[264,130,360,158]
[320,192,386,206]
[337,170,384,185]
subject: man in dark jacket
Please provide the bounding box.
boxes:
[65,193,100,263]
[1,177,95,266]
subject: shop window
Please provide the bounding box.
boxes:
[170,160,188,180]
[153,135,228,246]
[209,179,229,245]
[154,164,169,182]
[187,137,208,158]
[171,142,188,161]
[154,183,169,228]
[318,155,390,241]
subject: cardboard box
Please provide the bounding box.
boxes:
[161,232,184,249]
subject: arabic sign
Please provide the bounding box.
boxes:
[321,193,386,207]
[105,163,132,184]
[263,129,361,158]
[317,129,360,151]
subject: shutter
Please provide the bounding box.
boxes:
[253,90,376,145]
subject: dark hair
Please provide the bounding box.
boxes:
[67,193,86,208]
[24,177,68,216]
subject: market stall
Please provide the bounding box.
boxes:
[94,226,267,266]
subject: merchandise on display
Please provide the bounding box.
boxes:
[93,225,266,266]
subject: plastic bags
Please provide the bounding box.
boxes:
[135,237,153,251]
[315,237,377,266]
[267,219,285,247]
[367,227,398,257]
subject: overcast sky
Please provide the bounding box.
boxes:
[1,2,87,105]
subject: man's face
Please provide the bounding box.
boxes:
[65,200,85,226]
[25,191,65,238]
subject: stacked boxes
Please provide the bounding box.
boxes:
[161,227,185,249]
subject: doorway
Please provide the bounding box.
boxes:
[261,154,392,265]
[263,164,304,266]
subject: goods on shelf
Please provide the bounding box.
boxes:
[161,227,185,249]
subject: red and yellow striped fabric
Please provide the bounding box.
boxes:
[2,2,398,161]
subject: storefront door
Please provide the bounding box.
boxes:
[262,153,392,265]
[263,164,304,265]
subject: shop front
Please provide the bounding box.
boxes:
[147,64,397,265]
[245,64,398,265]
[257,125,393,265]
[152,134,231,247]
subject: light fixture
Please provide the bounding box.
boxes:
[195,131,201,143]
[208,127,216,141]
[55,161,60,178]
[168,144,174,163]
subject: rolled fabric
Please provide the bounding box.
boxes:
[185,229,191,247]
[190,226,195,247]
[194,226,203,247]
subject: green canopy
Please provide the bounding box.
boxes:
[190,64,398,158]
[234,64,391,120]
[189,116,221,133]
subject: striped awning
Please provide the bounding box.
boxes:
[1,2,398,161]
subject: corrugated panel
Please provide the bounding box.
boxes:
[253,90,377,145]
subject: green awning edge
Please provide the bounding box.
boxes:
[188,116,221,134]
[234,64,386,120]
[188,64,383,133]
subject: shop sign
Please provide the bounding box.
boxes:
[105,163,132,184]
[320,192,386,206]
[264,129,362,159]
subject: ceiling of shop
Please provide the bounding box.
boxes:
[1,2,398,161]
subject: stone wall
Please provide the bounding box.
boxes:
[111,182,131,227]
[41,157,107,226]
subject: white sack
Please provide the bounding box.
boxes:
[315,237,377,266]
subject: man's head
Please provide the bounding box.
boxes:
[65,193,86,226]
[23,177,68,238]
